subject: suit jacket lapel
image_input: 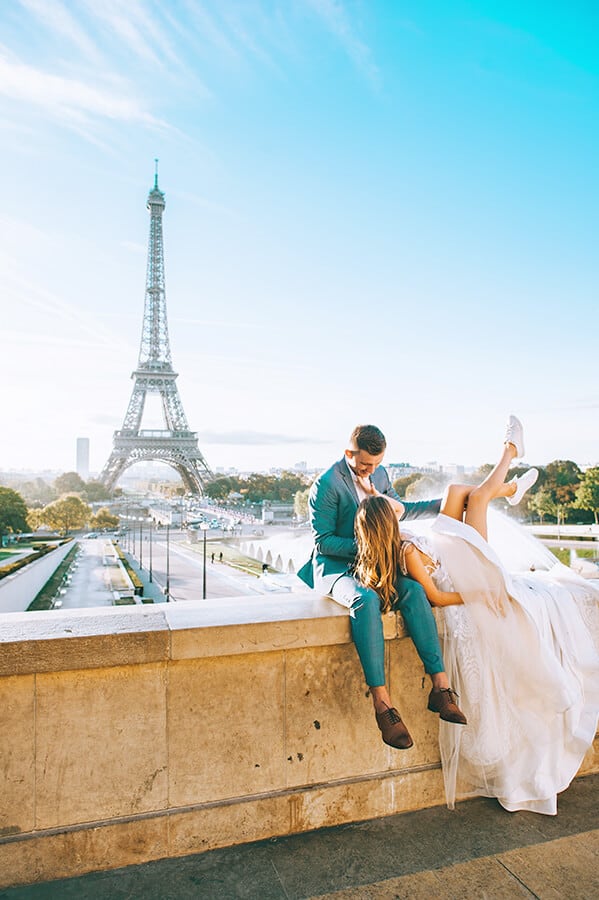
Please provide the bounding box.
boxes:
[336,458,359,505]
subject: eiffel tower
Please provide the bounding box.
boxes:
[100,165,212,494]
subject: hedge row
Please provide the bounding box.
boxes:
[0,539,72,582]
[113,542,144,596]
[27,543,79,611]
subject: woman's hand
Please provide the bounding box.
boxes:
[357,475,378,496]
[358,476,405,517]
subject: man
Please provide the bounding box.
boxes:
[298,424,466,749]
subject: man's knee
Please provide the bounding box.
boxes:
[349,585,380,616]
[331,577,380,616]
[395,576,429,610]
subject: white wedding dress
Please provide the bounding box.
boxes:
[402,512,599,815]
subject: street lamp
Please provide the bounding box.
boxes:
[199,522,210,599]
[149,519,153,583]
[139,517,143,569]
[165,524,171,602]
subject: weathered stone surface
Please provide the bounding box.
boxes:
[167,594,352,659]
[169,794,291,857]
[0,598,595,890]
[388,638,441,766]
[0,675,35,836]
[284,643,392,786]
[0,816,168,887]
[0,606,169,675]
[386,767,446,814]
[167,652,286,807]
[35,663,168,828]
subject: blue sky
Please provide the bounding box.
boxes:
[1,1,597,477]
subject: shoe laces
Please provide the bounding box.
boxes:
[380,706,402,725]
[437,688,460,703]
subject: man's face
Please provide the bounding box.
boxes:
[345,448,384,478]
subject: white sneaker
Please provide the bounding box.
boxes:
[506,468,539,506]
[504,414,525,458]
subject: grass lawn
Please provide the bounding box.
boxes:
[0,544,37,560]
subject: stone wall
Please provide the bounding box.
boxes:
[0,541,74,614]
[0,596,597,888]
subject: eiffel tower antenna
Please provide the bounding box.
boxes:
[100,169,212,493]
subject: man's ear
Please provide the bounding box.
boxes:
[344,449,354,460]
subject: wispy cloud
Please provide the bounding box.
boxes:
[80,0,180,69]
[0,51,166,129]
[1,251,134,353]
[17,0,103,63]
[305,0,381,88]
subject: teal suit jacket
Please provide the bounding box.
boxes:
[297,458,440,594]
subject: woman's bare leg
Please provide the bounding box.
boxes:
[440,483,474,521]
[465,443,517,540]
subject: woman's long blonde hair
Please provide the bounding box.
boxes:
[354,496,402,613]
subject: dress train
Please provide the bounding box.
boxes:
[403,512,599,815]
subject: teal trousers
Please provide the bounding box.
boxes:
[330,572,445,687]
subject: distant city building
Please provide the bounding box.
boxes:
[261,501,295,524]
[293,461,307,473]
[386,463,419,481]
[76,437,90,481]
[444,464,465,477]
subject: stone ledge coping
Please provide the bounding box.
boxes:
[0,593,406,675]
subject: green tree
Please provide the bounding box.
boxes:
[83,480,112,502]
[27,508,45,532]
[528,488,556,524]
[543,460,581,524]
[206,472,308,505]
[205,476,238,501]
[54,472,87,495]
[462,464,495,485]
[575,467,599,524]
[294,487,311,521]
[40,495,91,535]
[89,508,120,531]
[0,487,29,546]
[15,477,56,505]
[392,474,421,496]
[405,474,448,501]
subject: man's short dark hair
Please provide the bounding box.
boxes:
[349,425,386,456]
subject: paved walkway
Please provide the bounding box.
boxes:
[3,774,597,898]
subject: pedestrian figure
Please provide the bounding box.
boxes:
[211,552,215,564]
[219,551,223,563]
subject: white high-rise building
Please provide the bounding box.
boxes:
[76,437,90,481]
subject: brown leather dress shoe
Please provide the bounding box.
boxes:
[427,688,467,725]
[375,706,414,749]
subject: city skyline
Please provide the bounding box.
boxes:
[1,2,598,480]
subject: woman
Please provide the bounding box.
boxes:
[354,416,599,815]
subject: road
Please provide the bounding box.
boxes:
[127,530,259,602]
[57,538,118,609]
[47,529,292,610]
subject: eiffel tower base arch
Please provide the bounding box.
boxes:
[101,434,211,495]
